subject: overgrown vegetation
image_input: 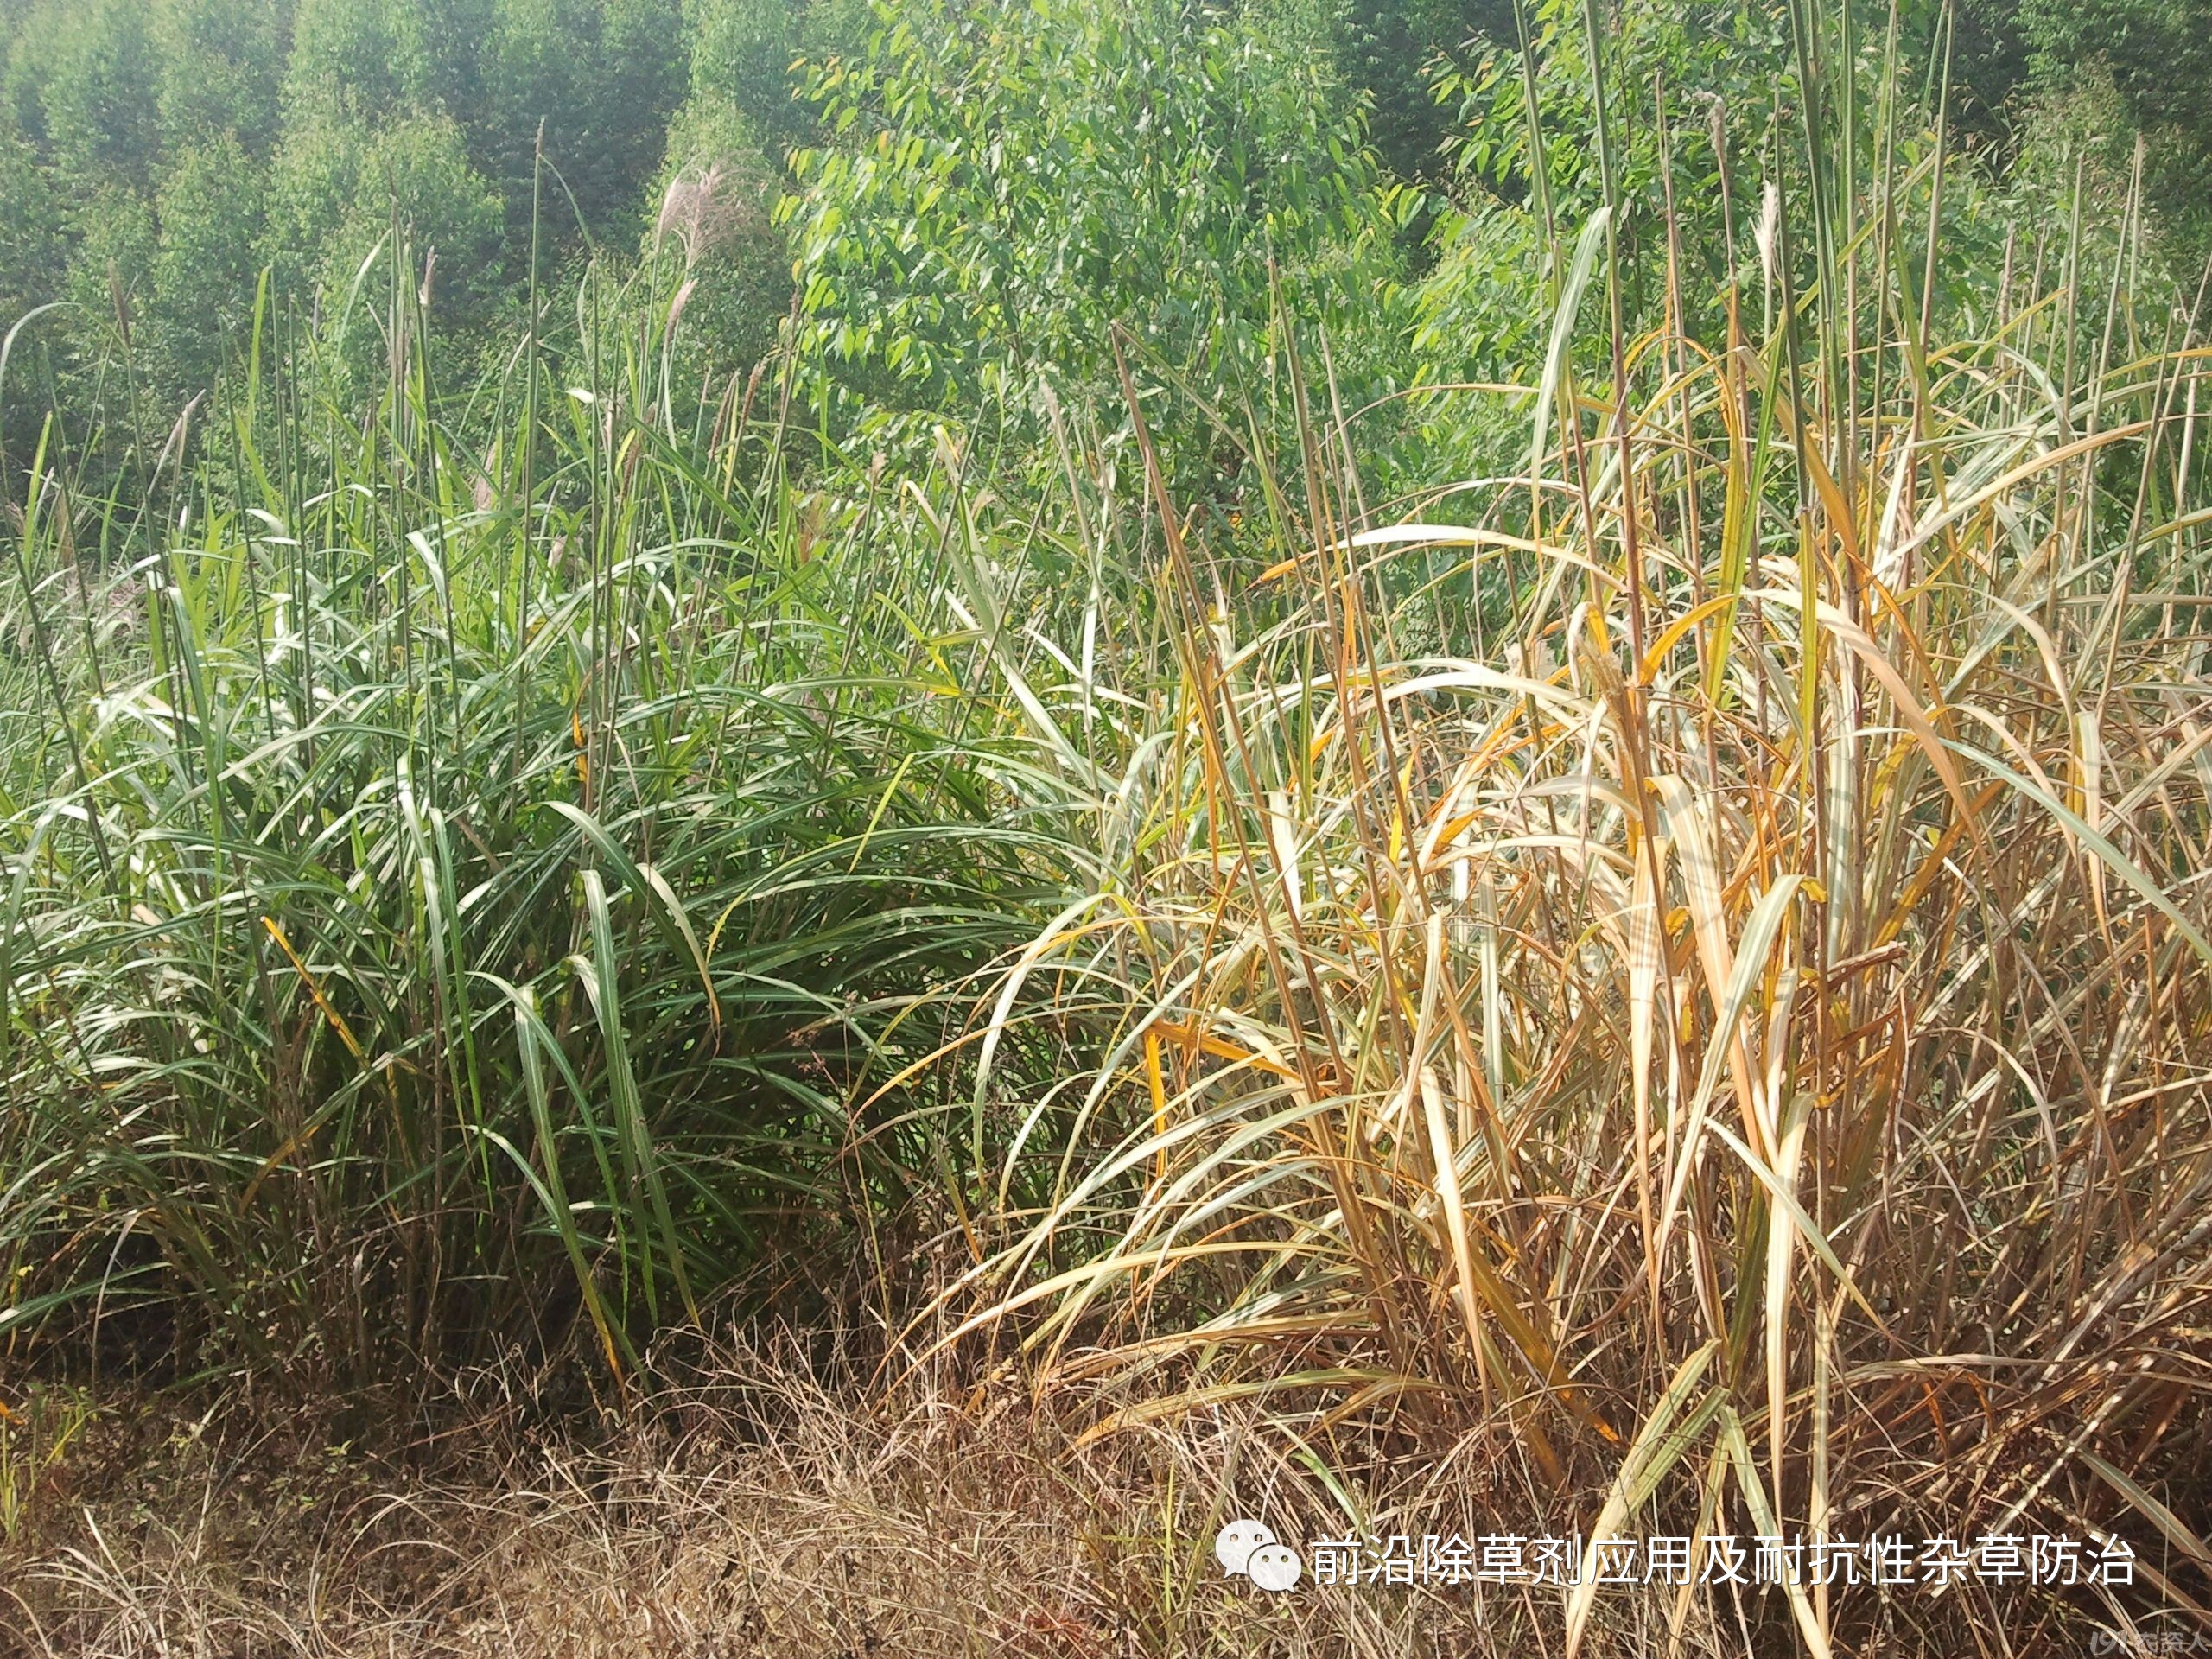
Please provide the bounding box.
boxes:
[3,0,2211,1652]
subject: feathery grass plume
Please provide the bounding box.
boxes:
[654,161,743,271]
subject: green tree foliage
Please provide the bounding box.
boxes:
[785,0,1410,465]
[686,0,811,156]
[0,119,61,470]
[150,0,291,157]
[0,0,2201,500]
[4,0,288,425]
[1287,0,1516,182]
[0,121,56,322]
[1948,0,2032,149]
[6,0,161,193]
[2018,0,2212,253]
[265,99,506,337]
[56,179,156,448]
[262,95,371,297]
[2020,0,2212,158]
[640,0,870,397]
[1416,0,1760,394]
[282,0,447,118]
[474,0,689,243]
[147,134,268,397]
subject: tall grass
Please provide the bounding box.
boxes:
[0,238,1061,1385]
[938,74,2212,1658]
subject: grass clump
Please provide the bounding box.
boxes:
[940,112,2212,1659]
[0,250,1062,1386]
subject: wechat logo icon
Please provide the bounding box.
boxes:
[1216,1519,1304,1592]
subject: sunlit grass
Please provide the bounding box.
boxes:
[937,103,2212,1656]
[3,21,2209,1652]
